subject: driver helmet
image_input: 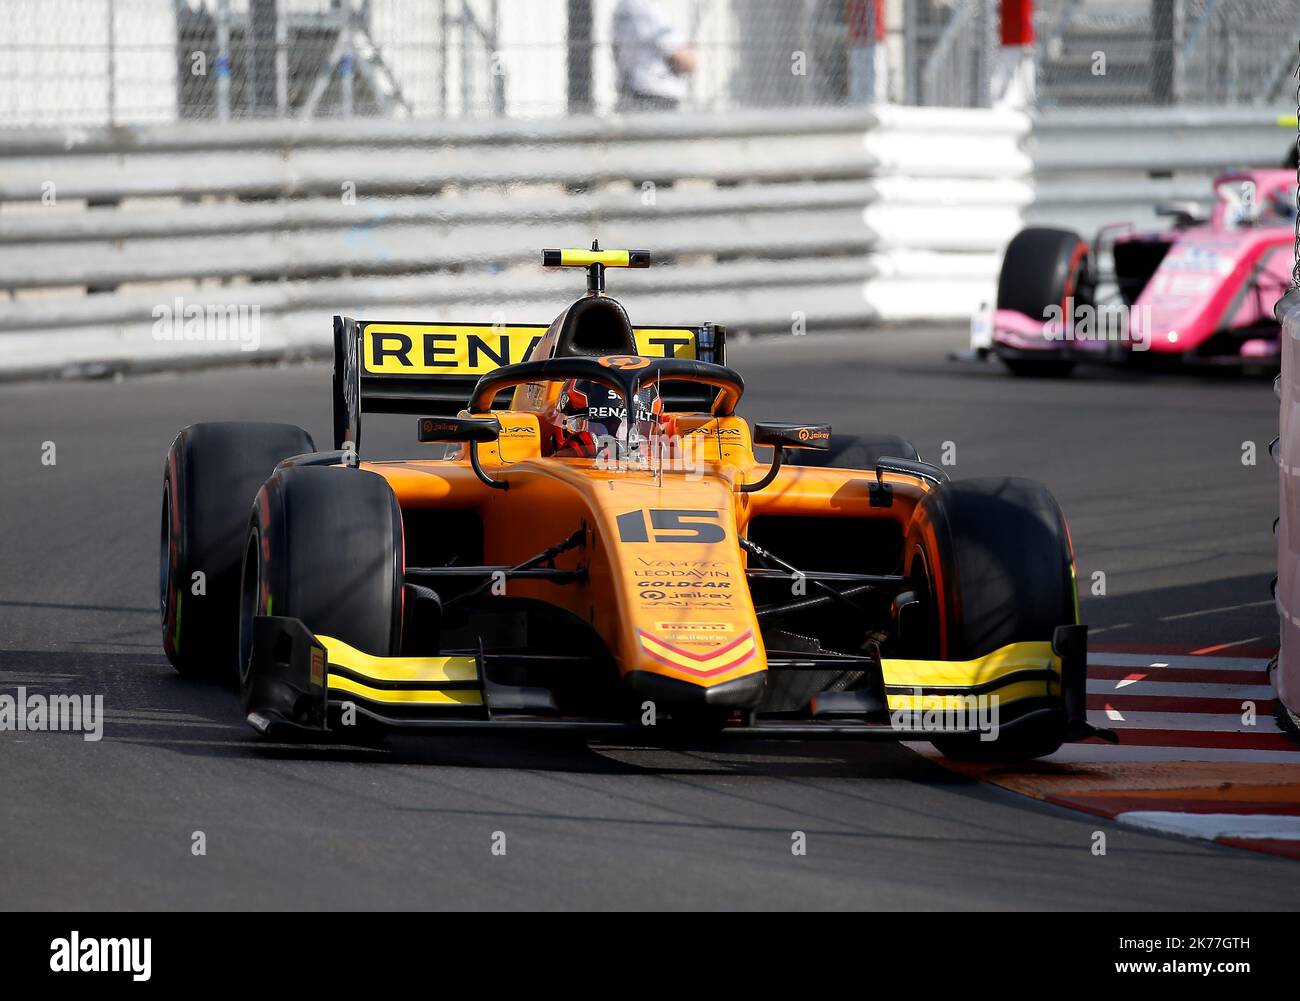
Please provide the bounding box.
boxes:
[550,379,665,458]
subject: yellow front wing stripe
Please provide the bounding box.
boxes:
[317,634,479,684]
[326,673,483,706]
[880,641,1058,690]
[887,680,1054,712]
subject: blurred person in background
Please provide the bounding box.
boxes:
[613,0,696,112]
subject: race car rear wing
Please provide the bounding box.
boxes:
[332,315,727,452]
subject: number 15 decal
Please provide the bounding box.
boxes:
[616,509,727,544]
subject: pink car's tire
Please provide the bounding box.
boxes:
[996,227,1092,379]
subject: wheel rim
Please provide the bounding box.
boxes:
[906,543,942,661]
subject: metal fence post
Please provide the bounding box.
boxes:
[275,0,288,116]
[460,1,470,117]
[490,0,504,116]
[107,0,117,125]
[252,0,278,116]
[1151,0,1186,105]
[438,0,448,117]
[567,0,593,114]
[903,0,917,105]
[340,0,354,117]
[216,0,232,121]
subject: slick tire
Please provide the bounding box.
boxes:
[901,477,1078,763]
[237,466,404,716]
[161,422,315,681]
[995,227,1090,379]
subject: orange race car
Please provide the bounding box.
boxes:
[160,246,1113,762]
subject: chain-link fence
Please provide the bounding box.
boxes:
[1033,0,1300,108]
[902,0,1300,110]
[0,0,477,124]
[0,0,1296,127]
[0,0,855,126]
[902,0,999,108]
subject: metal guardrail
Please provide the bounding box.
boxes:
[0,108,877,155]
[0,106,1028,379]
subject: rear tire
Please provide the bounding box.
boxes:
[238,466,404,717]
[901,477,1078,762]
[161,422,315,680]
[996,227,1091,379]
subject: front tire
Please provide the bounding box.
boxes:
[902,477,1078,762]
[237,466,404,718]
[161,422,315,680]
[995,227,1091,379]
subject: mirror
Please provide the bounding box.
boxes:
[753,422,832,451]
[416,416,501,444]
[416,416,507,489]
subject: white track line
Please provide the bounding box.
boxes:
[1085,680,1274,699]
[1087,710,1281,733]
[1087,653,1272,671]
[1115,811,1300,840]
[1157,600,1275,622]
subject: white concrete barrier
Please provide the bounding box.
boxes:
[0,106,1029,378]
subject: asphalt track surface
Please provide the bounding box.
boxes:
[1,327,1291,910]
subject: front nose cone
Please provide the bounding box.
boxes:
[625,669,766,710]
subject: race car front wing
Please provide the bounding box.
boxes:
[244,615,1115,744]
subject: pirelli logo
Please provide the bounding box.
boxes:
[656,621,733,632]
[361,323,697,376]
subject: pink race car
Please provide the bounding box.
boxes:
[989,168,1296,377]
